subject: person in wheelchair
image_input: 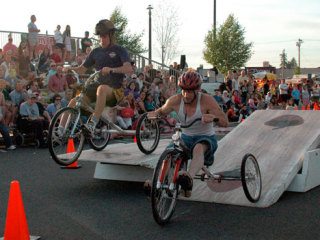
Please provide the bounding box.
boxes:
[148,70,228,197]
[18,93,48,148]
[66,19,133,136]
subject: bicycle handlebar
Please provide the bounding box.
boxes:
[179,117,219,129]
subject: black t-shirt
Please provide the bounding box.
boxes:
[81,37,93,53]
[83,44,131,89]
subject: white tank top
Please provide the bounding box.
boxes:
[177,92,215,136]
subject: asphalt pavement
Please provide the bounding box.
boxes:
[0,144,320,240]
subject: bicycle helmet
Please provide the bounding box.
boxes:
[95,19,117,35]
[178,70,203,90]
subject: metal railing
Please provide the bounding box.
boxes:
[0,30,181,77]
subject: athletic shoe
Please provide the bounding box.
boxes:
[177,170,193,198]
[7,145,16,150]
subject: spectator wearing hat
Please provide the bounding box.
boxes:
[81,31,93,53]
[19,93,48,147]
[3,34,18,58]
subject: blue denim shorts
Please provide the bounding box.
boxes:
[167,134,218,166]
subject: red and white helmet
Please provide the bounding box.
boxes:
[178,70,202,90]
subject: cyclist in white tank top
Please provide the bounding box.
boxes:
[148,70,228,197]
[177,92,215,136]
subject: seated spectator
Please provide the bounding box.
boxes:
[135,91,147,114]
[144,92,156,111]
[18,93,48,147]
[17,41,31,78]
[114,97,134,130]
[0,106,16,150]
[48,66,68,99]
[38,47,51,73]
[46,94,63,118]
[285,98,295,110]
[222,90,231,108]
[9,80,28,107]
[44,62,57,87]
[2,33,18,58]
[50,46,63,65]
[226,104,239,122]
[247,98,257,113]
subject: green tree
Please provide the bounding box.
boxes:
[279,49,287,69]
[294,66,301,75]
[110,7,146,54]
[287,57,297,69]
[203,14,253,75]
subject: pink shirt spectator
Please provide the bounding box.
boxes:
[48,74,67,93]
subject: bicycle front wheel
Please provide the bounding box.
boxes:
[136,113,160,154]
[151,150,179,225]
[241,153,262,203]
[48,107,85,166]
[87,117,111,151]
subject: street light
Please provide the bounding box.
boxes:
[147,4,153,65]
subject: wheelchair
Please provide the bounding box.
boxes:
[13,114,49,147]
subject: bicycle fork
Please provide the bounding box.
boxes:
[157,156,182,191]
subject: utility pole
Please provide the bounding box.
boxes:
[213,0,216,39]
[147,5,153,65]
[296,38,303,68]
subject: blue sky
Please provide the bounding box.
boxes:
[1,0,319,68]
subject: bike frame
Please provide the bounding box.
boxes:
[63,71,138,136]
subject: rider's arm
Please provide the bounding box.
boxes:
[148,95,178,118]
[67,64,87,75]
[202,94,229,127]
[101,62,133,76]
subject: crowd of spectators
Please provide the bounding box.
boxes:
[1,16,319,151]
[213,69,320,123]
[0,26,182,150]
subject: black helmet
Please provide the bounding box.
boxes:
[95,19,116,35]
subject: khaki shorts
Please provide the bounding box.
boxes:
[85,82,118,107]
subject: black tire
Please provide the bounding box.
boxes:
[241,153,262,203]
[48,107,85,166]
[87,117,111,151]
[151,150,179,225]
[136,113,160,154]
[14,132,24,146]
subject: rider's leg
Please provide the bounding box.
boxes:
[188,143,208,178]
[92,85,114,120]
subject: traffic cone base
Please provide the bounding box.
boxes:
[61,138,82,169]
[1,180,41,240]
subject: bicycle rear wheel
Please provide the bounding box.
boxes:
[48,107,85,166]
[87,117,111,151]
[151,150,179,225]
[241,153,262,203]
[136,113,160,154]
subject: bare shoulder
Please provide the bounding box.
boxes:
[201,93,217,106]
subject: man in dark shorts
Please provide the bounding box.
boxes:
[67,19,133,135]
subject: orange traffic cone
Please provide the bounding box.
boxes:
[61,138,81,169]
[2,180,41,240]
[133,136,137,143]
[301,105,306,110]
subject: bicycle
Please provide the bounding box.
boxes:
[48,70,160,166]
[150,117,262,225]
